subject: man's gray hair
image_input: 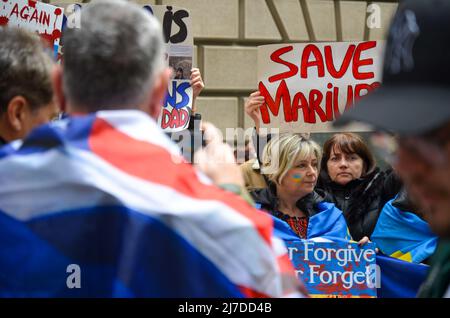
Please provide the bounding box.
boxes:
[62,0,165,112]
[0,27,53,114]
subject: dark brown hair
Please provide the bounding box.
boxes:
[321,133,376,177]
[0,28,53,114]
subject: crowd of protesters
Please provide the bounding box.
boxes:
[0,0,449,298]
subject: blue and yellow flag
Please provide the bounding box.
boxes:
[308,202,352,241]
[372,198,438,263]
[271,201,429,298]
[272,201,351,242]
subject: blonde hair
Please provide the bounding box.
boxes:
[261,134,322,185]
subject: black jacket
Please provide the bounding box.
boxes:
[391,187,425,219]
[316,168,402,241]
[250,182,325,218]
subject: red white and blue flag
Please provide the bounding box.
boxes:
[0,110,302,297]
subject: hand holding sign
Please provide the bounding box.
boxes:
[358,236,379,253]
[190,67,204,113]
[245,91,264,134]
[358,236,370,246]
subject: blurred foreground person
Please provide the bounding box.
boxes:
[0,28,59,146]
[0,0,302,297]
[336,0,450,298]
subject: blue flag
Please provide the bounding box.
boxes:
[376,254,429,298]
[271,201,351,242]
[271,201,429,298]
[372,197,438,263]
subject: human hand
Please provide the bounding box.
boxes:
[195,141,244,187]
[358,236,371,246]
[245,91,264,133]
[201,121,223,146]
[190,68,204,113]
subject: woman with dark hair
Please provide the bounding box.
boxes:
[243,92,402,241]
[316,133,402,241]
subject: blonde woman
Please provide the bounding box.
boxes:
[250,134,354,242]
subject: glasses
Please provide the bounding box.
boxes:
[370,129,449,168]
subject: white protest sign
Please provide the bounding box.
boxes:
[257,41,385,133]
[143,4,194,132]
[0,0,64,56]
[158,79,193,131]
[51,3,194,132]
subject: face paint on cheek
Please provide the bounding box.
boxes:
[292,173,303,183]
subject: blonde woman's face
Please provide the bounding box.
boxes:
[279,155,319,199]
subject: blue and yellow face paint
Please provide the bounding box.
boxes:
[292,173,303,183]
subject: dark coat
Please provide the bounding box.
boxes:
[391,187,425,220]
[316,167,402,241]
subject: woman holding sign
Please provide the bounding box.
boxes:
[245,92,400,241]
[250,134,357,242]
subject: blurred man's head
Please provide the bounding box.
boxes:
[0,27,58,143]
[335,0,450,237]
[55,0,170,119]
[395,123,450,237]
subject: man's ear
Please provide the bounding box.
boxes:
[6,96,28,132]
[52,65,67,113]
[147,67,171,120]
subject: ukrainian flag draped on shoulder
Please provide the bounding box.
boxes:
[272,201,351,242]
[0,110,301,298]
[372,197,438,263]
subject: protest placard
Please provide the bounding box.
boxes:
[0,0,64,57]
[285,240,378,297]
[49,3,194,132]
[159,79,193,131]
[50,2,81,61]
[144,4,193,133]
[257,41,384,133]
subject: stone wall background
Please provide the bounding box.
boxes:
[42,0,399,136]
